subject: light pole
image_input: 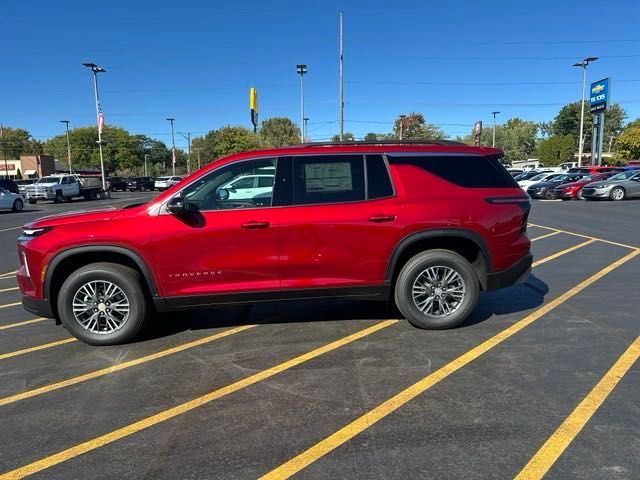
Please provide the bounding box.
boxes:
[303,117,309,142]
[399,114,406,140]
[178,132,191,175]
[194,147,202,169]
[296,64,307,142]
[60,120,72,173]
[144,153,149,176]
[491,111,500,148]
[82,63,107,191]
[166,117,176,176]
[573,57,598,167]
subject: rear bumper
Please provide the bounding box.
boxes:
[22,295,54,318]
[485,253,532,291]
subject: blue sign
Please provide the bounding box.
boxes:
[589,78,610,113]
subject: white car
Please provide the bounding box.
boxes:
[219,174,274,200]
[518,172,558,189]
[155,176,182,191]
[0,187,24,212]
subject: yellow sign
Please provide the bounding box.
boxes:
[591,84,605,94]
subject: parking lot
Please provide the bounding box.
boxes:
[0,192,638,479]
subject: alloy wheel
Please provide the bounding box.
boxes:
[412,266,466,317]
[72,280,130,334]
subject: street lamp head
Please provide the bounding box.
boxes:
[82,62,96,68]
[166,117,175,122]
[399,114,406,118]
[491,111,500,116]
[83,63,106,73]
[573,57,598,68]
[59,120,69,124]
[296,64,308,75]
[584,56,599,63]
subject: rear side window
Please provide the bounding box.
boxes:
[366,155,394,199]
[293,155,365,205]
[387,155,518,188]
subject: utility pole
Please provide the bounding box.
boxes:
[178,132,191,174]
[166,117,176,176]
[573,57,598,167]
[339,11,344,142]
[491,111,500,147]
[399,114,406,140]
[194,147,202,169]
[144,153,148,176]
[296,64,307,143]
[82,63,107,191]
[60,120,72,173]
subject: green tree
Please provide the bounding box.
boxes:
[0,126,42,158]
[463,118,538,163]
[392,112,445,140]
[537,135,576,166]
[614,119,640,160]
[192,126,262,163]
[363,132,380,141]
[259,117,300,147]
[552,102,626,150]
[331,132,355,142]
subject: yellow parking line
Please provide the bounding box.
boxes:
[515,336,640,480]
[0,270,17,278]
[0,318,46,331]
[0,287,18,293]
[0,338,77,361]
[528,223,637,250]
[259,249,640,480]
[0,324,256,407]
[0,302,21,310]
[530,231,561,242]
[0,320,397,480]
[532,239,596,267]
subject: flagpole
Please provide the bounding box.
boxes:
[83,63,107,192]
[1,124,8,180]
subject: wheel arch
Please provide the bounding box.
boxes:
[385,229,490,291]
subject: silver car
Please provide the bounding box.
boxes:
[581,170,640,201]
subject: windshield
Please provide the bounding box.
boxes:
[36,177,59,183]
[608,171,636,181]
[528,173,550,181]
[156,177,169,181]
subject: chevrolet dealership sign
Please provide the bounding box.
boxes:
[589,78,610,114]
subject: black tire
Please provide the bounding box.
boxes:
[610,187,626,201]
[576,188,585,200]
[394,249,479,329]
[57,262,149,345]
[544,189,554,200]
[28,199,37,205]
[12,198,23,212]
[54,190,64,203]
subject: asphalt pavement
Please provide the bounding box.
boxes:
[0,192,638,480]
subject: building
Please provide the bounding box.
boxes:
[0,155,55,179]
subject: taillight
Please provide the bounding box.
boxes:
[485,196,530,233]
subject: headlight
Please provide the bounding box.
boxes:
[46,187,54,193]
[22,227,52,237]
[595,184,610,188]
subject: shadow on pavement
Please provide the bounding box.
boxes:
[137,273,548,342]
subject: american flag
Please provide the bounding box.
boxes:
[97,107,105,134]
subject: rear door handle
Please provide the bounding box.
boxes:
[241,221,270,229]
[368,215,396,223]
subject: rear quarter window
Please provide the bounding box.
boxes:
[387,155,518,188]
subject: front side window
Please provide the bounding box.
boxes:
[182,158,276,210]
[292,155,365,205]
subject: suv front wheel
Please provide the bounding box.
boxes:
[57,262,149,345]
[394,250,479,329]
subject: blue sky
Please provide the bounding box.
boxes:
[1,0,639,149]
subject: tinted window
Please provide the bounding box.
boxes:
[366,155,394,199]
[292,155,365,205]
[258,176,274,188]
[388,155,518,188]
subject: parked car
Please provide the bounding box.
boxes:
[106,176,128,192]
[17,141,532,345]
[24,174,105,204]
[507,168,523,177]
[0,179,19,194]
[549,173,614,200]
[567,166,624,174]
[154,176,182,191]
[14,179,35,195]
[526,173,591,199]
[217,173,275,200]
[581,170,640,201]
[517,171,557,189]
[0,187,24,211]
[514,171,543,182]
[127,176,155,191]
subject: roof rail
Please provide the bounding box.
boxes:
[280,139,470,148]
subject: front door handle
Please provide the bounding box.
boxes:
[241,221,270,229]
[368,215,396,223]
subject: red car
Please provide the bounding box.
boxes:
[550,173,614,200]
[17,141,532,345]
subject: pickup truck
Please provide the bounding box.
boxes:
[24,174,106,204]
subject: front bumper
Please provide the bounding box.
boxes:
[485,253,532,291]
[25,192,55,200]
[582,187,611,198]
[22,295,54,318]
[526,189,546,199]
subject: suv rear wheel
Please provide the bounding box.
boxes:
[394,249,479,329]
[57,262,149,345]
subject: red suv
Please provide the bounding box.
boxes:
[17,142,532,345]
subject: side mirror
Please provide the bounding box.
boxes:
[166,196,186,215]
[216,188,230,200]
